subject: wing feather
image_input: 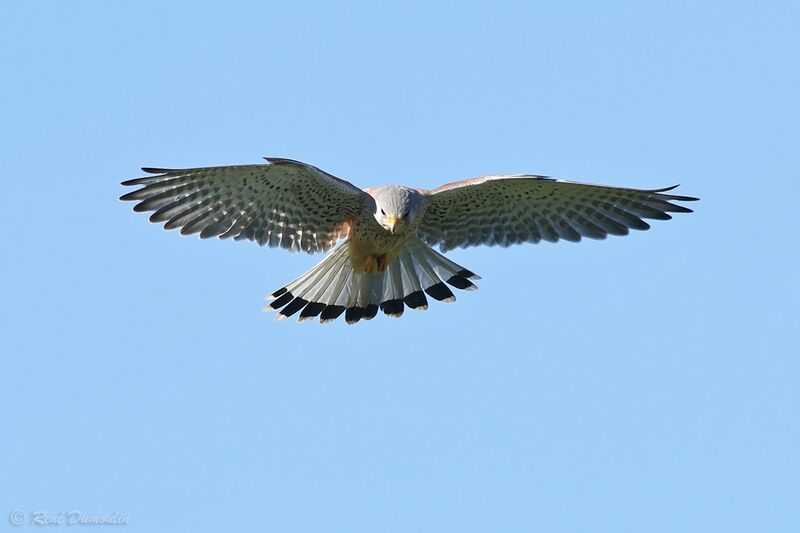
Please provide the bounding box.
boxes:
[418,175,697,251]
[121,158,371,254]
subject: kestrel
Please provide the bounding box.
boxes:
[121,157,697,324]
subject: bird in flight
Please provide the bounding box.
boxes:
[121,157,697,324]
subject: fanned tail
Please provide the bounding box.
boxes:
[265,236,480,324]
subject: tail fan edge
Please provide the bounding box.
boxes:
[265,237,479,324]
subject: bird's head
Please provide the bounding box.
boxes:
[372,186,424,235]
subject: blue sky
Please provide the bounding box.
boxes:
[1,1,798,531]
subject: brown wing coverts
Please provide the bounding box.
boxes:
[417,175,698,252]
[120,158,369,253]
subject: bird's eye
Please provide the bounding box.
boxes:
[402,210,410,219]
[380,209,386,215]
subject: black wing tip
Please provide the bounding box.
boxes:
[652,184,680,193]
[264,157,302,165]
[140,167,174,174]
[120,177,147,187]
[120,167,175,187]
[672,194,700,202]
[652,184,699,202]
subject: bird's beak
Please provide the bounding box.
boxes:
[386,217,400,234]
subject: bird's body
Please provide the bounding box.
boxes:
[348,186,424,273]
[121,157,697,324]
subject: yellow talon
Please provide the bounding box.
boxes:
[363,255,376,273]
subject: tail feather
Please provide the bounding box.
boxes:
[323,256,352,307]
[308,249,348,302]
[381,260,407,317]
[398,252,423,294]
[297,253,349,322]
[267,244,348,321]
[265,236,479,324]
[403,240,457,302]
[408,238,481,289]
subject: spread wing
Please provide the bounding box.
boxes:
[120,158,372,254]
[417,175,698,252]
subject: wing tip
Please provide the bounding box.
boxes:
[264,157,302,165]
[120,167,175,187]
[140,167,174,174]
[653,184,700,202]
[120,177,144,187]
